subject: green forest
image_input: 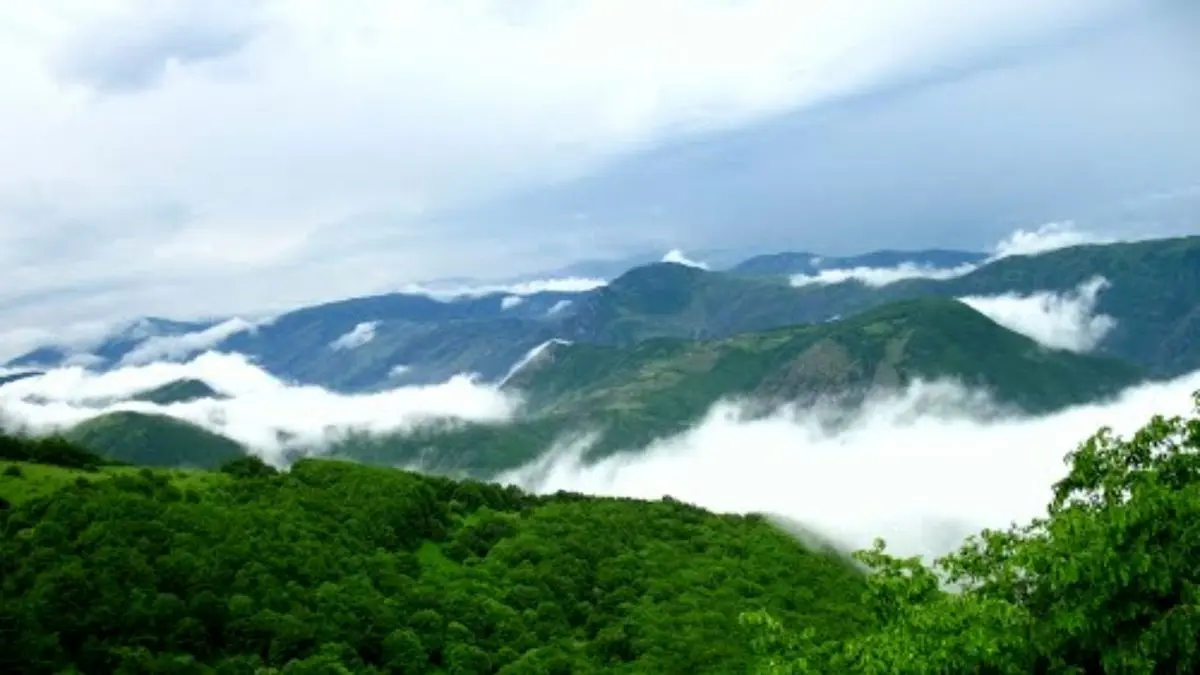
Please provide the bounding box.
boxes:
[2,392,1200,673]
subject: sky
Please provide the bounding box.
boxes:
[1,0,1197,349]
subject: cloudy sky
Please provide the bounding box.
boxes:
[1,0,1197,350]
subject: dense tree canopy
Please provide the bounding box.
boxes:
[745,392,1200,674]
[0,439,867,673]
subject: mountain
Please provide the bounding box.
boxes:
[65,411,249,468]
[557,262,832,345]
[567,236,1200,378]
[331,298,1142,476]
[130,378,224,405]
[8,237,1198,392]
[869,236,1200,377]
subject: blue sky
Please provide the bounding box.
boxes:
[0,0,1196,358]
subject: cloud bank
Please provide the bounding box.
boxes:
[990,221,1113,259]
[120,317,260,365]
[787,220,1121,289]
[960,277,1116,352]
[0,352,519,464]
[790,262,977,288]
[500,372,1200,560]
[396,277,607,301]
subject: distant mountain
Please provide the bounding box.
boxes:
[558,263,830,345]
[8,237,1198,392]
[5,317,219,370]
[215,290,582,390]
[330,298,1142,476]
[65,411,248,469]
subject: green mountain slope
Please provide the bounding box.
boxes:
[780,235,1200,376]
[333,298,1142,475]
[131,378,224,404]
[563,236,1200,378]
[65,411,248,468]
[0,436,869,673]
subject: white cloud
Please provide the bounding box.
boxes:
[500,372,1200,560]
[990,220,1113,259]
[388,364,411,378]
[959,277,1116,352]
[329,321,379,351]
[498,338,573,387]
[120,317,259,365]
[0,0,1134,334]
[0,319,128,365]
[397,277,607,301]
[500,296,524,310]
[661,249,710,270]
[0,351,519,464]
[546,299,574,316]
[790,262,976,287]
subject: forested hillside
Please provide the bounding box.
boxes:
[0,437,867,673]
[3,393,1200,672]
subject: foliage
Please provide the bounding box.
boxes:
[0,442,869,673]
[745,391,1200,674]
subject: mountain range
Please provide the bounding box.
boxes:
[3,235,1199,476]
[8,238,1199,392]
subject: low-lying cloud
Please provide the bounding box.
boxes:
[0,352,519,465]
[786,221,1122,289]
[121,317,261,365]
[661,249,710,270]
[329,321,379,351]
[397,277,607,300]
[990,221,1113,259]
[959,277,1116,352]
[790,262,977,288]
[500,372,1200,561]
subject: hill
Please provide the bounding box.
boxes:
[332,298,1142,475]
[130,378,224,404]
[65,411,249,468]
[0,434,869,673]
